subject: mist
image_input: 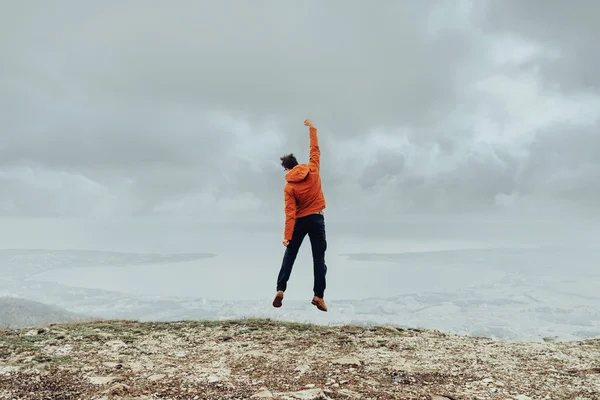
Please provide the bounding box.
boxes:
[1,1,599,340]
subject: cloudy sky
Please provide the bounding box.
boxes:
[1,0,598,221]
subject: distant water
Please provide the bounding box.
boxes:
[1,217,599,341]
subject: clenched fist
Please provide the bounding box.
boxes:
[303,118,314,128]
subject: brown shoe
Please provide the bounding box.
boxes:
[272,290,284,308]
[311,296,328,312]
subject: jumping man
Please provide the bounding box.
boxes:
[273,118,328,312]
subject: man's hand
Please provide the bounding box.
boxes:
[282,240,289,247]
[303,118,314,128]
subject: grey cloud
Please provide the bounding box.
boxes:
[474,0,600,92]
[1,1,599,219]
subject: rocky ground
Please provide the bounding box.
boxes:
[0,318,598,400]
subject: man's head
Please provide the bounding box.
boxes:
[280,153,298,171]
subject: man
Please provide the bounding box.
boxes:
[273,118,328,312]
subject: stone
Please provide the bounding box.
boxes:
[246,350,269,358]
[514,396,532,400]
[251,388,274,398]
[127,361,144,372]
[107,383,130,396]
[0,366,20,375]
[295,364,310,374]
[89,376,116,385]
[338,388,361,399]
[102,362,122,369]
[147,374,165,381]
[275,388,331,400]
[332,357,361,366]
[305,384,316,388]
[104,340,127,349]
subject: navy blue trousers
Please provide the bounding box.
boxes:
[276,213,327,298]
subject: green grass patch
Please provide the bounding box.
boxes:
[2,317,418,342]
[0,335,38,354]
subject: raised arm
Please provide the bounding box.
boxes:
[304,118,320,173]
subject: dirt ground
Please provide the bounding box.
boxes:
[0,318,598,399]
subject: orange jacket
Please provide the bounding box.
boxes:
[283,127,327,241]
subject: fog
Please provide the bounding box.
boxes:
[1,1,599,339]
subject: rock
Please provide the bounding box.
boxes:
[431,397,453,400]
[104,340,127,349]
[24,330,38,336]
[251,388,274,398]
[514,396,532,400]
[275,388,330,400]
[338,388,361,399]
[147,373,165,381]
[482,378,494,384]
[0,366,20,375]
[127,361,144,372]
[89,376,116,385]
[389,357,415,373]
[246,350,268,358]
[106,383,130,396]
[332,357,361,366]
[207,375,220,383]
[295,364,310,374]
[305,384,316,388]
[102,362,122,369]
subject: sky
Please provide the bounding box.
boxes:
[1,0,599,222]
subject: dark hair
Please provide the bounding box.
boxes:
[280,153,298,170]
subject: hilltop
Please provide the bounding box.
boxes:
[0,297,89,329]
[0,318,598,399]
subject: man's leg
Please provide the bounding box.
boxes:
[308,214,328,311]
[273,219,307,307]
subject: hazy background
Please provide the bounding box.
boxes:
[1,1,599,340]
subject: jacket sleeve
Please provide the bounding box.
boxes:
[308,127,320,173]
[283,186,297,241]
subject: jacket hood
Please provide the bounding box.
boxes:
[285,164,309,183]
